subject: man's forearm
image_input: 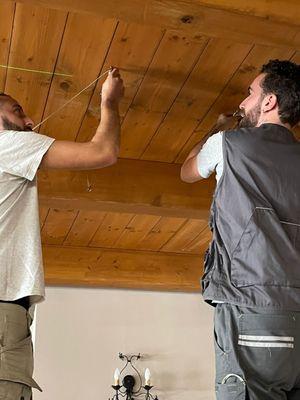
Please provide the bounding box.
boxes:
[91,99,120,156]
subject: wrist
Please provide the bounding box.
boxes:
[101,98,119,110]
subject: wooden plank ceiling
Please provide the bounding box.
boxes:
[1,0,299,292]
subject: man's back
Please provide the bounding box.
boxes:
[203,123,300,309]
[0,130,54,306]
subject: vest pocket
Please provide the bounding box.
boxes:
[202,240,215,279]
[231,207,300,288]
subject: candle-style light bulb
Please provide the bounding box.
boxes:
[114,368,120,386]
[145,368,151,386]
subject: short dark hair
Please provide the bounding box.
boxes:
[260,59,300,127]
[0,93,12,110]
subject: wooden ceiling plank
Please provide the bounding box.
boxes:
[43,245,203,292]
[141,38,252,162]
[114,214,161,249]
[176,128,208,164]
[136,216,187,251]
[0,2,15,91]
[161,219,208,253]
[38,13,118,141]
[120,32,209,159]
[89,212,134,248]
[291,52,300,64]
[38,159,215,220]
[127,32,209,113]
[5,3,68,124]
[76,21,164,143]
[63,210,106,246]
[39,205,49,228]
[41,208,79,245]
[6,0,300,49]
[181,226,212,254]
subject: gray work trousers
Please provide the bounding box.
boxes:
[214,303,300,400]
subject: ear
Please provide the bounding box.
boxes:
[262,93,278,113]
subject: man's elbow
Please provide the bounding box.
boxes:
[180,169,190,183]
[95,148,118,168]
[106,153,118,167]
[180,173,197,183]
[180,166,194,183]
[180,166,203,183]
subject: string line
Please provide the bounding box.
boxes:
[33,69,110,130]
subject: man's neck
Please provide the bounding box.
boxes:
[257,118,291,130]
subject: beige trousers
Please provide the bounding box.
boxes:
[0,303,41,400]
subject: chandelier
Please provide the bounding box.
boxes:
[109,353,159,400]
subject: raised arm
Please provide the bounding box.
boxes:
[39,67,124,170]
[180,114,236,183]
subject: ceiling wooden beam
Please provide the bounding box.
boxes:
[38,159,215,220]
[186,0,300,27]
[43,245,203,292]
[8,0,300,49]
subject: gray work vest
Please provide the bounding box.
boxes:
[202,123,300,310]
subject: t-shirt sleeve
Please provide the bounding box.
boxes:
[196,131,223,178]
[0,130,55,181]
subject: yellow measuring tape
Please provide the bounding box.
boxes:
[0,64,73,77]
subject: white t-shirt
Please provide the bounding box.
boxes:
[0,130,55,306]
[196,131,224,182]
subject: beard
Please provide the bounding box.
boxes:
[1,116,31,131]
[238,100,262,128]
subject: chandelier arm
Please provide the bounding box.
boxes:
[130,354,141,363]
[146,394,153,400]
[120,358,130,376]
[130,362,142,393]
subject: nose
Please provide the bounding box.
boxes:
[239,95,248,111]
[239,100,245,111]
[24,116,34,130]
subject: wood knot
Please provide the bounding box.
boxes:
[240,65,256,74]
[60,81,71,91]
[181,15,194,24]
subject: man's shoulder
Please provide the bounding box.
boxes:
[223,127,255,141]
[205,131,223,146]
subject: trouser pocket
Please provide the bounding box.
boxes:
[216,374,246,400]
[0,307,41,392]
[238,314,295,385]
[0,380,32,400]
[0,334,41,391]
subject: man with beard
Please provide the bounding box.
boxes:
[0,67,124,399]
[181,59,300,399]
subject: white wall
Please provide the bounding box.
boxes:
[34,287,215,400]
